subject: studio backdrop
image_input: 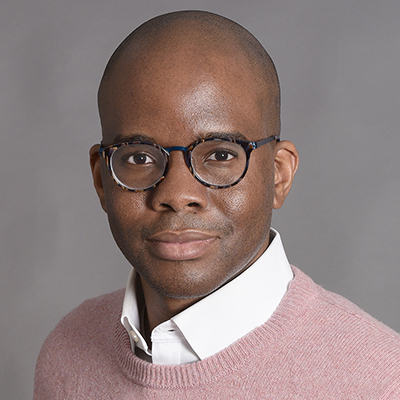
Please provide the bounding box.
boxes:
[1,1,399,399]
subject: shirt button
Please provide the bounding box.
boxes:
[130,330,140,343]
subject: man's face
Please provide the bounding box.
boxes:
[94,43,279,301]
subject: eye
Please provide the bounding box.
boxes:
[124,152,155,165]
[207,150,236,161]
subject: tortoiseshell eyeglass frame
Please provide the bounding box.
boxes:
[98,135,280,192]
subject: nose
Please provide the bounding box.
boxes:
[150,151,209,212]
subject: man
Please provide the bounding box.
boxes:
[34,10,400,399]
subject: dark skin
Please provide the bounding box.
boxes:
[90,14,299,340]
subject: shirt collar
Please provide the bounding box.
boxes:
[120,268,150,354]
[121,229,293,361]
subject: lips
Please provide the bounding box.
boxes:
[147,230,217,261]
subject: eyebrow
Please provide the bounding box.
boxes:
[106,133,155,145]
[103,131,248,146]
[202,131,247,141]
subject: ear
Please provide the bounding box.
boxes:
[89,144,107,213]
[273,140,299,209]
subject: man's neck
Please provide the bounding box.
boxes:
[140,277,202,336]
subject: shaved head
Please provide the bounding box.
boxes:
[98,10,281,140]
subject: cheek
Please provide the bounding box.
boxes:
[220,159,275,248]
[103,182,149,248]
[219,157,275,221]
[216,183,272,245]
[101,161,147,219]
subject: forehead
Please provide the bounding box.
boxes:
[99,29,272,145]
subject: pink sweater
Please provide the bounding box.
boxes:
[34,267,400,399]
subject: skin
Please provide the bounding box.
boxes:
[90,12,299,338]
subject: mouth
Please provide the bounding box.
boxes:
[147,230,218,261]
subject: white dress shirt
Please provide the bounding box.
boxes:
[121,229,293,365]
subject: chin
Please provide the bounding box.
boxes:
[142,263,230,300]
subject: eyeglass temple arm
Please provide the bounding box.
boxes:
[251,135,280,149]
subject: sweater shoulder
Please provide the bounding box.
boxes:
[46,289,124,339]
[284,267,400,388]
[248,267,400,397]
[292,266,400,340]
[34,289,124,399]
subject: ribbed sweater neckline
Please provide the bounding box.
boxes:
[114,267,317,389]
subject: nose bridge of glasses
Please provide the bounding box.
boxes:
[164,145,189,153]
[164,145,192,170]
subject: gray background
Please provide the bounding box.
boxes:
[1,0,399,398]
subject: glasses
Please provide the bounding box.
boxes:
[99,135,279,192]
